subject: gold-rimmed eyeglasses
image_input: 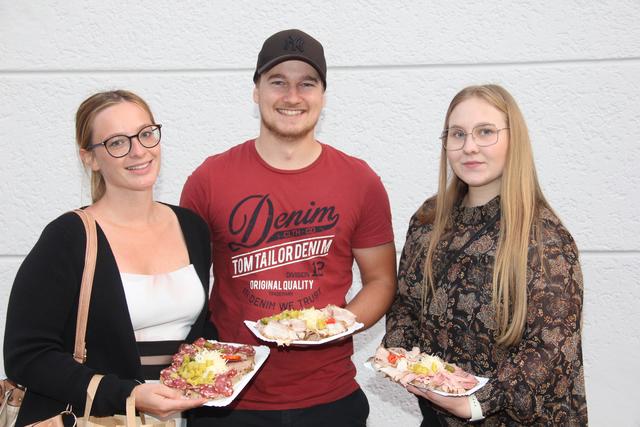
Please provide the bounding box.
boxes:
[441,124,508,151]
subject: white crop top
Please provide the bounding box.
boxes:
[121,264,205,342]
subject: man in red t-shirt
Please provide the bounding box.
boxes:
[181,29,397,427]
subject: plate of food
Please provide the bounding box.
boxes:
[160,338,269,407]
[245,304,364,346]
[368,346,488,397]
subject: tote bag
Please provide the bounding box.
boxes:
[26,375,174,427]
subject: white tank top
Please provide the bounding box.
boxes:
[121,264,205,341]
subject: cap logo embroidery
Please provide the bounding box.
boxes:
[283,36,304,52]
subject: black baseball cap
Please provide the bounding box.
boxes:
[253,29,327,88]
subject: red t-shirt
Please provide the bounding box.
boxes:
[180,140,393,410]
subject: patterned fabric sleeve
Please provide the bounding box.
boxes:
[383,209,427,350]
[475,221,586,425]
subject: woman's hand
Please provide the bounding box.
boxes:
[132,383,208,419]
[406,385,471,419]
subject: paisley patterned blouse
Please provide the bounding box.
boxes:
[384,196,588,426]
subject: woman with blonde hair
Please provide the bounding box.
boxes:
[4,90,216,425]
[383,84,588,425]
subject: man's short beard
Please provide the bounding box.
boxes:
[261,117,317,141]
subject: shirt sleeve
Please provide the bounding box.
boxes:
[383,211,425,350]
[474,229,585,424]
[351,173,394,249]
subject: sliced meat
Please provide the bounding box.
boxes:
[370,345,479,395]
[258,321,300,342]
[324,305,357,326]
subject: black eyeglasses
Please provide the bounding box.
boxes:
[441,124,508,151]
[87,124,162,158]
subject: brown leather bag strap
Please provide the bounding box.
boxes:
[72,209,98,364]
[81,374,104,420]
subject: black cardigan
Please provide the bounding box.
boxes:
[4,204,215,426]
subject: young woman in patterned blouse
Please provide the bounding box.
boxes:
[383,84,588,426]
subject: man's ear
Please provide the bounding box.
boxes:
[253,84,260,104]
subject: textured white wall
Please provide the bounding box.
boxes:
[1,1,639,425]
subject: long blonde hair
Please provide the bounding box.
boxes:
[76,90,155,202]
[423,84,550,347]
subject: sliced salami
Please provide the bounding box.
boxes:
[160,338,256,400]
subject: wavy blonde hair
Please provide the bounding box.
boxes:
[422,84,551,347]
[76,90,155,202]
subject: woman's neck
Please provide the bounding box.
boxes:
[88,190,158,228]
[464,184,500,207]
